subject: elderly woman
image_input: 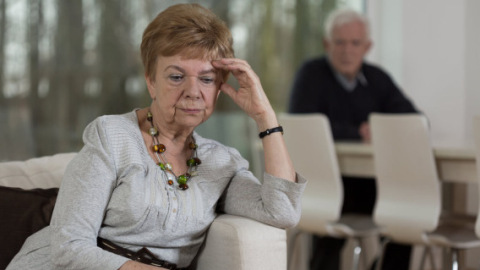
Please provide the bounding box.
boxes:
[7,3,305,270]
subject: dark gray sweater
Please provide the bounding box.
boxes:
[288,56,418,140]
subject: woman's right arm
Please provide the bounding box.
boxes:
[49,118,129,270]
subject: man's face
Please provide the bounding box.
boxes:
[324,20,371,81]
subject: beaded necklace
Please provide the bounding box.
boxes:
[147,111,201,190]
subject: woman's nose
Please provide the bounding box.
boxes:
[184,77,201,99]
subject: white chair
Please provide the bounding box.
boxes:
[370,113,480,270]
[474,115,480,241]
[426,116,480,270]
[280,113,379,270]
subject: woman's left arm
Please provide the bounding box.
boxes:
[212,58,296,182]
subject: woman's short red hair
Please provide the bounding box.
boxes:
[141,3,234,81]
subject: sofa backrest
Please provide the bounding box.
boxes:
[0,153,77,189]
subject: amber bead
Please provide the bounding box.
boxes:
[153,144,166,153]
[189,142,198,150]
[179,184,189,190]
[159,144,166,153]
[194,157,201,165]
[147,111,153,122]
[167,180,174,185]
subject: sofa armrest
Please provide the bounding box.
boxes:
[196,214,287,270]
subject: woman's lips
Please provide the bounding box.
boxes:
[180,108,203,113]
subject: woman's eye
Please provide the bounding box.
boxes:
[169,74,184,82]
[199,76,215,84]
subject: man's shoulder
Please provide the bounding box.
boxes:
[361,61,392,79]
[297,56,334,80]
[301,56,329,69]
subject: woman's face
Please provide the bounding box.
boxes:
[146,55,221,128]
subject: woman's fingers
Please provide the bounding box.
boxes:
[212,58,273,120]
[212,59,258,85]
[218,82,237,99]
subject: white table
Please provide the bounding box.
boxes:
[335,142,478,183]
[335,141,479,214]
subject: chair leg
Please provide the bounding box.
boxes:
[450,249,459,270]
[442,247,450,270]
[442,248,462,270]
[418,246,438,270]
[351,238,362,270]
[419,246,428,270]
[375,238,390,270]
[426,246,436,270]
[358,238,370,270]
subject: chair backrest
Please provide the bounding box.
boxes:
[473,116,480,237]
[279,113,343,235]
[370,113,441,245]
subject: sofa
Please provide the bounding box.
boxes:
[0,153,287,269]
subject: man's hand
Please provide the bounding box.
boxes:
[358,122,371,143]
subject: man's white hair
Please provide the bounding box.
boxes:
[323,8,370,41]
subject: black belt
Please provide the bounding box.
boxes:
[97,237,188,270]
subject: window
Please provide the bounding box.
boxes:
[0,0,363,165]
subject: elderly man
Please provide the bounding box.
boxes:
[289,8,417,142]
[288,8,417,270]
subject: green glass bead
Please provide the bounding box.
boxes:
[158,163,166,170]
[187,158,196,167]
[187,157,201,167]
[177,175,188,185]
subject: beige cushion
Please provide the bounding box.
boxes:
[0,153,76,189]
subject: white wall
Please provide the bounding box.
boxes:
[366,1,480,267]
[366,0,480,144]
[465,0,480,144]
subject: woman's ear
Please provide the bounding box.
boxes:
[145,73,156,100]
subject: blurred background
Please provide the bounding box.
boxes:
[1,0,479,168]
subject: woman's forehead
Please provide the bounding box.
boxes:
[157,55,216,73]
